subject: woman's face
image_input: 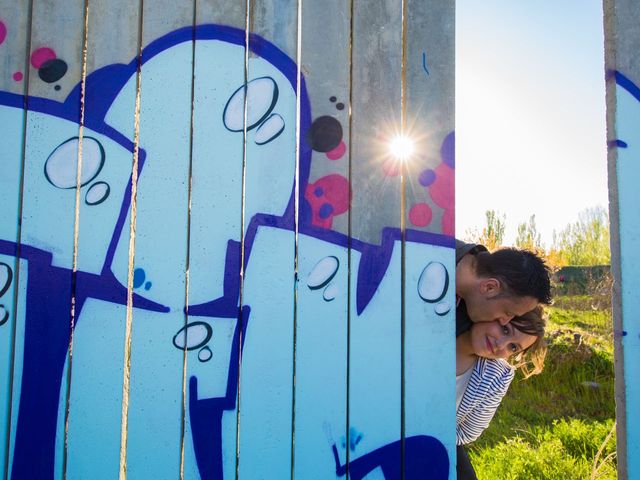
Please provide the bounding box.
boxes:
[470,320,537,360]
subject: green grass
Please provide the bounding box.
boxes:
[468,299,617,479]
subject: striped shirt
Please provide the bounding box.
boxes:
[456,357,515,445]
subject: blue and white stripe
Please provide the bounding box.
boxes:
[456,357,515,445]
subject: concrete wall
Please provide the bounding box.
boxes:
[0,1,455,478]
[604,0,640,478]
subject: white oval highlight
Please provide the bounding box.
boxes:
[417,262,449,303]
[254,114,285,145]
[85,182,110,205]
[198,346,213,362]
[173,322,212,351]
[223,77,278,132]
[434,302,451,316]
[323,283,339,302]
[45,137,105,189]
[307,256,339,290]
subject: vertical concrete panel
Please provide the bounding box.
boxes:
[197,1,246,30]
[349,241,402,477]
[349,0,402,477]
[0,0,30,94]
[84,1,140,73]
[404,1,454,237]
[5,0,85,477]
[294,235,349,479]
[25,0,85,100]
[604,1,639,478]
[238,0,298,476]
[404,241,454,478]
[301,0,351,237]
[404,1,455,478]
[64,1,142,478]
[350,0,402,246]
[2,261,28,480]
[294,1,350,478]
[181,4,247,478]
[0,2,30,477]
[113,2,193,478]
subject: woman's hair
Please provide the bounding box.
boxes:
[508,305,548,378]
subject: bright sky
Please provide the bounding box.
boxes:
[456,0,608,247]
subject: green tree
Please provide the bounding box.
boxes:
[515,214,543,253]
[552,206,611,266]
[464,210,506,251]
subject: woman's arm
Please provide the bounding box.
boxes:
[456,359,515,445]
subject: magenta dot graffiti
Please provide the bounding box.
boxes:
[326,141,346,161]
[409,203,433,227]
[0,20,7,45]
[31,47,56,68]
[305,174,350,228]
[13,71,23,82]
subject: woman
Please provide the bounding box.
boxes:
[456,306,547,478]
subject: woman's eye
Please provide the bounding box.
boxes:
[502,325,509,335]
[510,344,518,353]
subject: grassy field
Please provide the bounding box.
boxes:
[468,295,617,479]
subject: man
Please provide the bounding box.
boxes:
[455,239,552,480]
[456,239,553,336]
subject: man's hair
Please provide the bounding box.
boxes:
[474,247,552,304]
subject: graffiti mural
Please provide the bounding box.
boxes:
[0,19,454,480]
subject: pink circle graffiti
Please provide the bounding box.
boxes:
[13,71,23,81]
[305,174,350,229]
[326,141,346,160]
[0,20,7,45]
[409,203,433,227]
[31,47,56,68]
[426,162,454,235]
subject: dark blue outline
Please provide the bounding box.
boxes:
[615,70,640,102]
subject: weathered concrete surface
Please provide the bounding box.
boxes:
[604,1,640,478]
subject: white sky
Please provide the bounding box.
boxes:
[456,1,608,247]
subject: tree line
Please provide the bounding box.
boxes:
[463,206,611,267]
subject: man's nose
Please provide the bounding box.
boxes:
[497,315,513,326]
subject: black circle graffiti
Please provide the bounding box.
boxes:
[39,59,68,83]
[307,116,343,153]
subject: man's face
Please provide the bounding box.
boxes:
[466,279,538,325]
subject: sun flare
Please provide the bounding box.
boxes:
[388,134,415,161]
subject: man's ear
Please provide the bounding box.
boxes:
[479,278,501,298]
